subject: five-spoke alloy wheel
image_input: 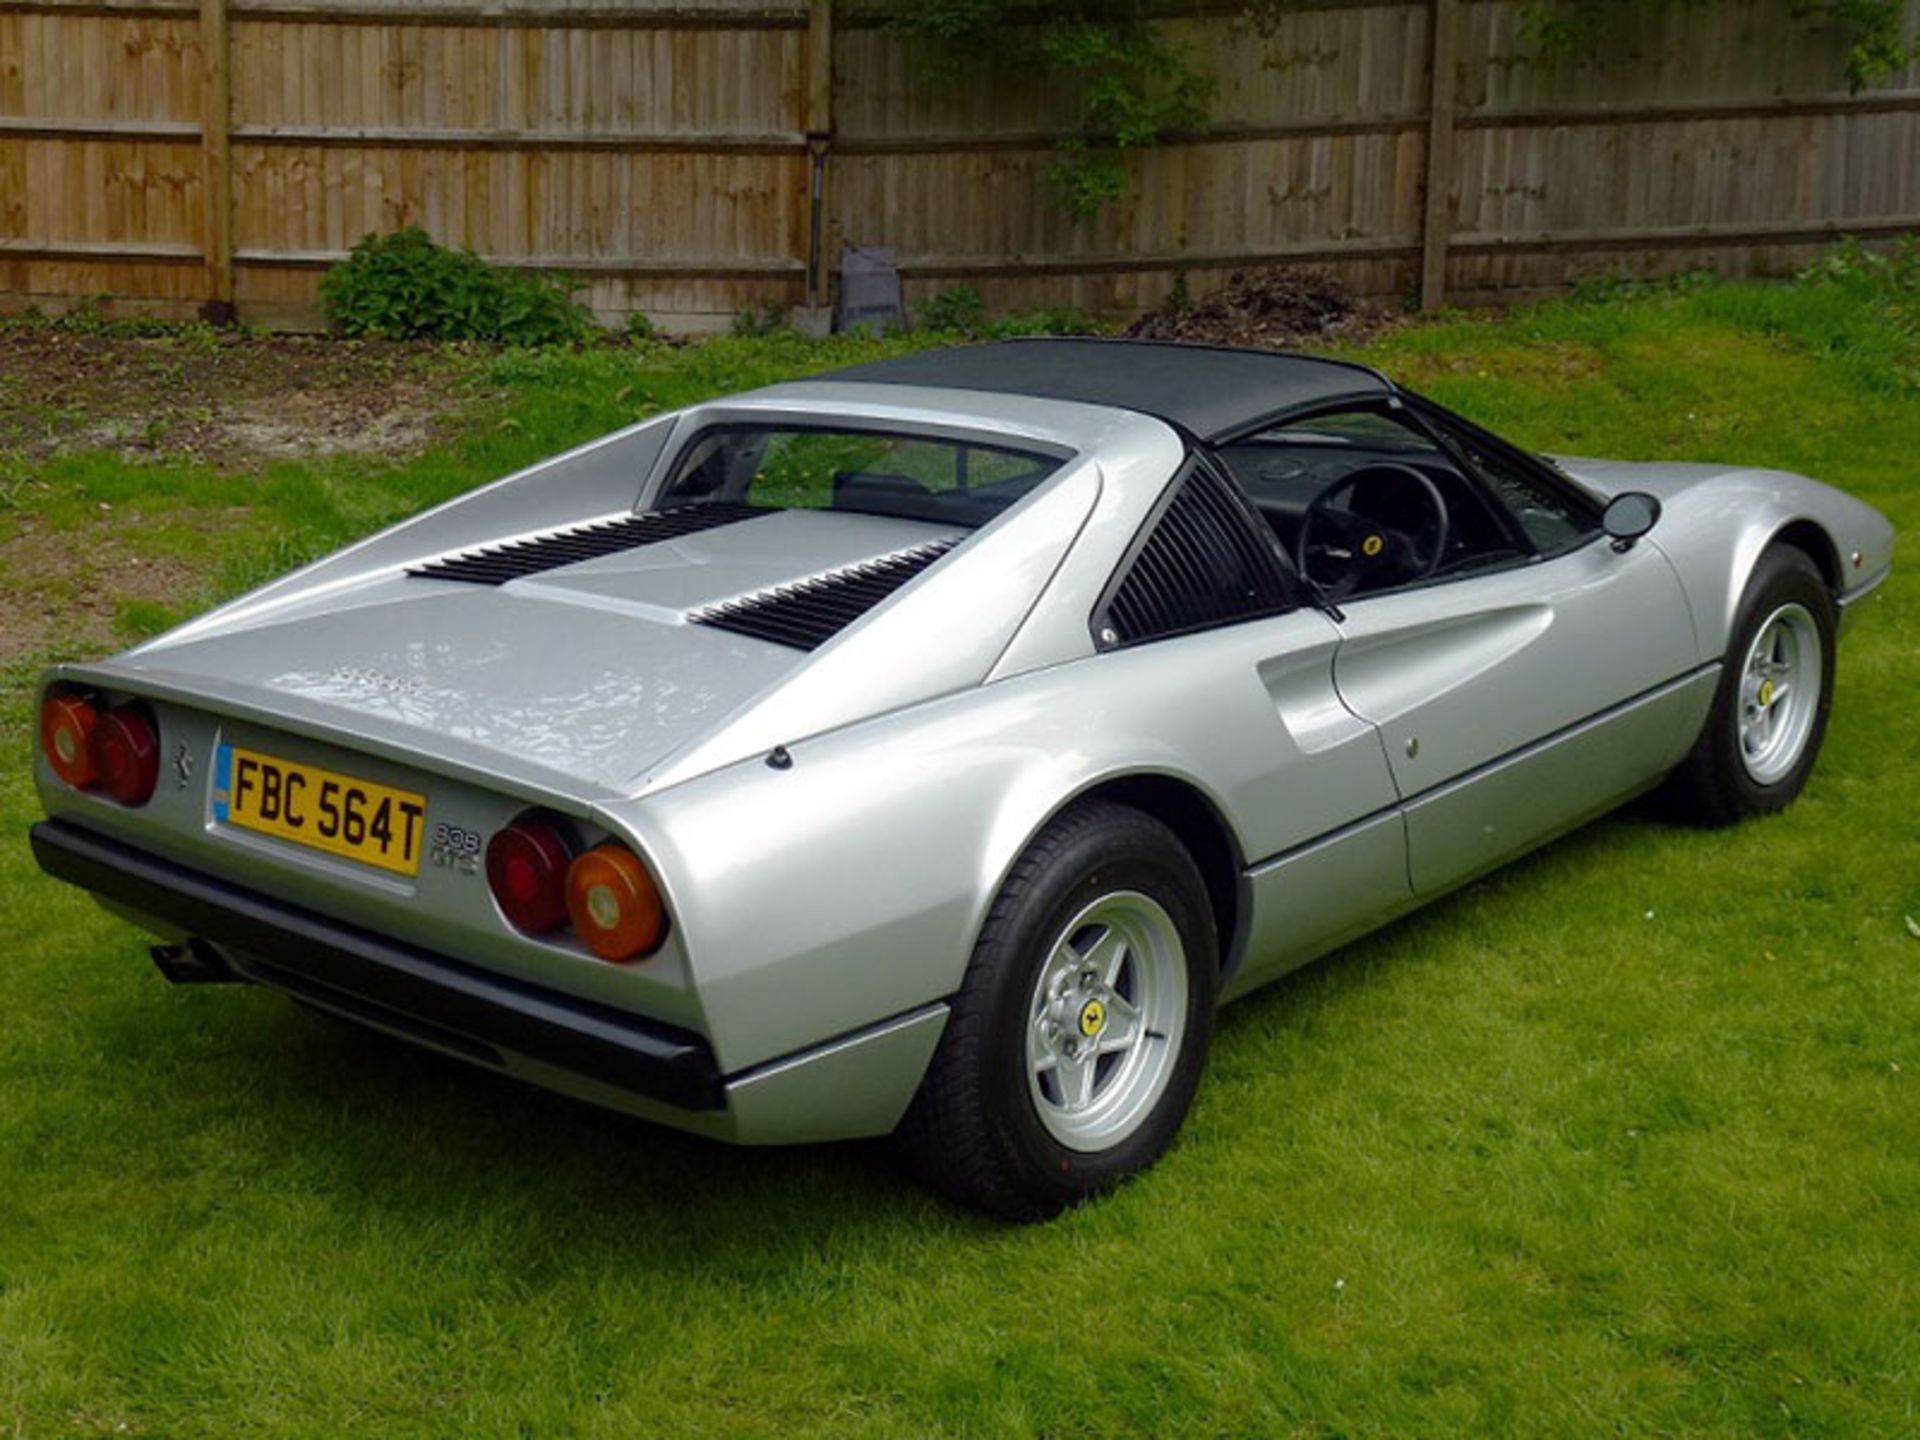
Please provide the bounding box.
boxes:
[895,803,1216,1220]
[1665,543,1837,826]
[1025,892,1189,1151]
[1736,602,1824,786]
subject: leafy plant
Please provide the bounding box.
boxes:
[730,301,793,338]
[1566,269,1720,305]
[913,285,1098,339]
[1798,235,1920,298]
[914,285,991,336]
[987,305,1099,339]
[319,228,596,345]
[1509,0,1917,90]
[894,1,1211,217]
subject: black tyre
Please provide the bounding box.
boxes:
[893,802,1217,1221]
[1661,544,1837,827]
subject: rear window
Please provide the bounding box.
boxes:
[656,425,1065,528]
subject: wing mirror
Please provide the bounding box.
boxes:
[1602,491,1662,552]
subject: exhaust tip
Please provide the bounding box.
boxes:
[150,939,240,985]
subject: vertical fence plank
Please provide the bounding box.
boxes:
[199,0,233,315]
[1420,0,1457,310]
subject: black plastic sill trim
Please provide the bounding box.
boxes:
[28,818,725,1112]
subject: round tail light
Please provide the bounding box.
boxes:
[91,703,160,806]
[565,844,667,962]
[486,819,574,934]
[40,692,100,789]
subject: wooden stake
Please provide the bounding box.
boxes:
[805,0,833,311]
[200,0,235,317]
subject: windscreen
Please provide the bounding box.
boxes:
[656,425,1065,529]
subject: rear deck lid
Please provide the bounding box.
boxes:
[127,510,957,791]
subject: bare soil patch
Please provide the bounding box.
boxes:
[0,329,487,470]
[1127,266,1393,350]
[0,509,253,665]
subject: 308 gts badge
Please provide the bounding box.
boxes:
[430,822,482,876]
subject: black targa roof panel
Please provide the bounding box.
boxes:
[823,338,1393,442]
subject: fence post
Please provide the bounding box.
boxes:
[199,0,234,320]
[1419,0,1458,311]
[805,0,834,313]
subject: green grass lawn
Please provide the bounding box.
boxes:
[2,273,1918,1438]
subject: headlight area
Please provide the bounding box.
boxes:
[39,684,161,807]
[486,812,669,964]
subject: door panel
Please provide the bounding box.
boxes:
[1224,811,1415,1001]
[1400,669,1714,893]
[1331,539,1696,893]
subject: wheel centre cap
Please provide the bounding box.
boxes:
[1758,678,1775,707]
[1077,997,1107,1038]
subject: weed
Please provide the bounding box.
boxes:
[915,284,991,337]
[730,301,794,338]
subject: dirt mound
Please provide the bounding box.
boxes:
[1126,266,1386,349]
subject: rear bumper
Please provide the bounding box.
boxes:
[30,817,950,1144]
[30,817,726,1112]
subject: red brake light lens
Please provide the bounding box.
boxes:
[486,819,574,934]
[565,844,667,963]
[91,703,160,806]
[40,692,100,788]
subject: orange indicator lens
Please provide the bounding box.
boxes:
[564,844,667,963]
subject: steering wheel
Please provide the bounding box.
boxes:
[1295,462,1450,600]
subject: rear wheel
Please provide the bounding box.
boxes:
[1662,545,1836,827]
[893,802,1216,1220]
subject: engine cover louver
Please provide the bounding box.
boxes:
[408,502,767,585]
[689,538,960,651]
[1100,462,1291,647]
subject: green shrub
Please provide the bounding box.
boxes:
[915,285,990,337]
[1798,235,1920,303]
[1566,269,1719,305]
[320,228,595,345]
[731,301,793,338]
[986,305,1099,339]
[913,286,1097,341]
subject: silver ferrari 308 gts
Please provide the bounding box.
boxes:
[31,339,1893,1217]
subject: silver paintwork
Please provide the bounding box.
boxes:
[1026,890,1188,1151]
[1552,456,1894,654]
[35,375,1895,1145]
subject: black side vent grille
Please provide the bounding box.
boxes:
[1099,462,1291,647]
[690,538,960,651]
[409,502,766,586]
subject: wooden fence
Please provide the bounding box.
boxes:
[2,0,1917,330]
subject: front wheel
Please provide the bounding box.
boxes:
[893,802,1216,1220]
[1662,544,1837,827]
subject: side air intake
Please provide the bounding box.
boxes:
[690,539,960,651]
[1097,461,1291,647]
[409,502,766,585]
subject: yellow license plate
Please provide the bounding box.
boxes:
[214,744,427,876]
